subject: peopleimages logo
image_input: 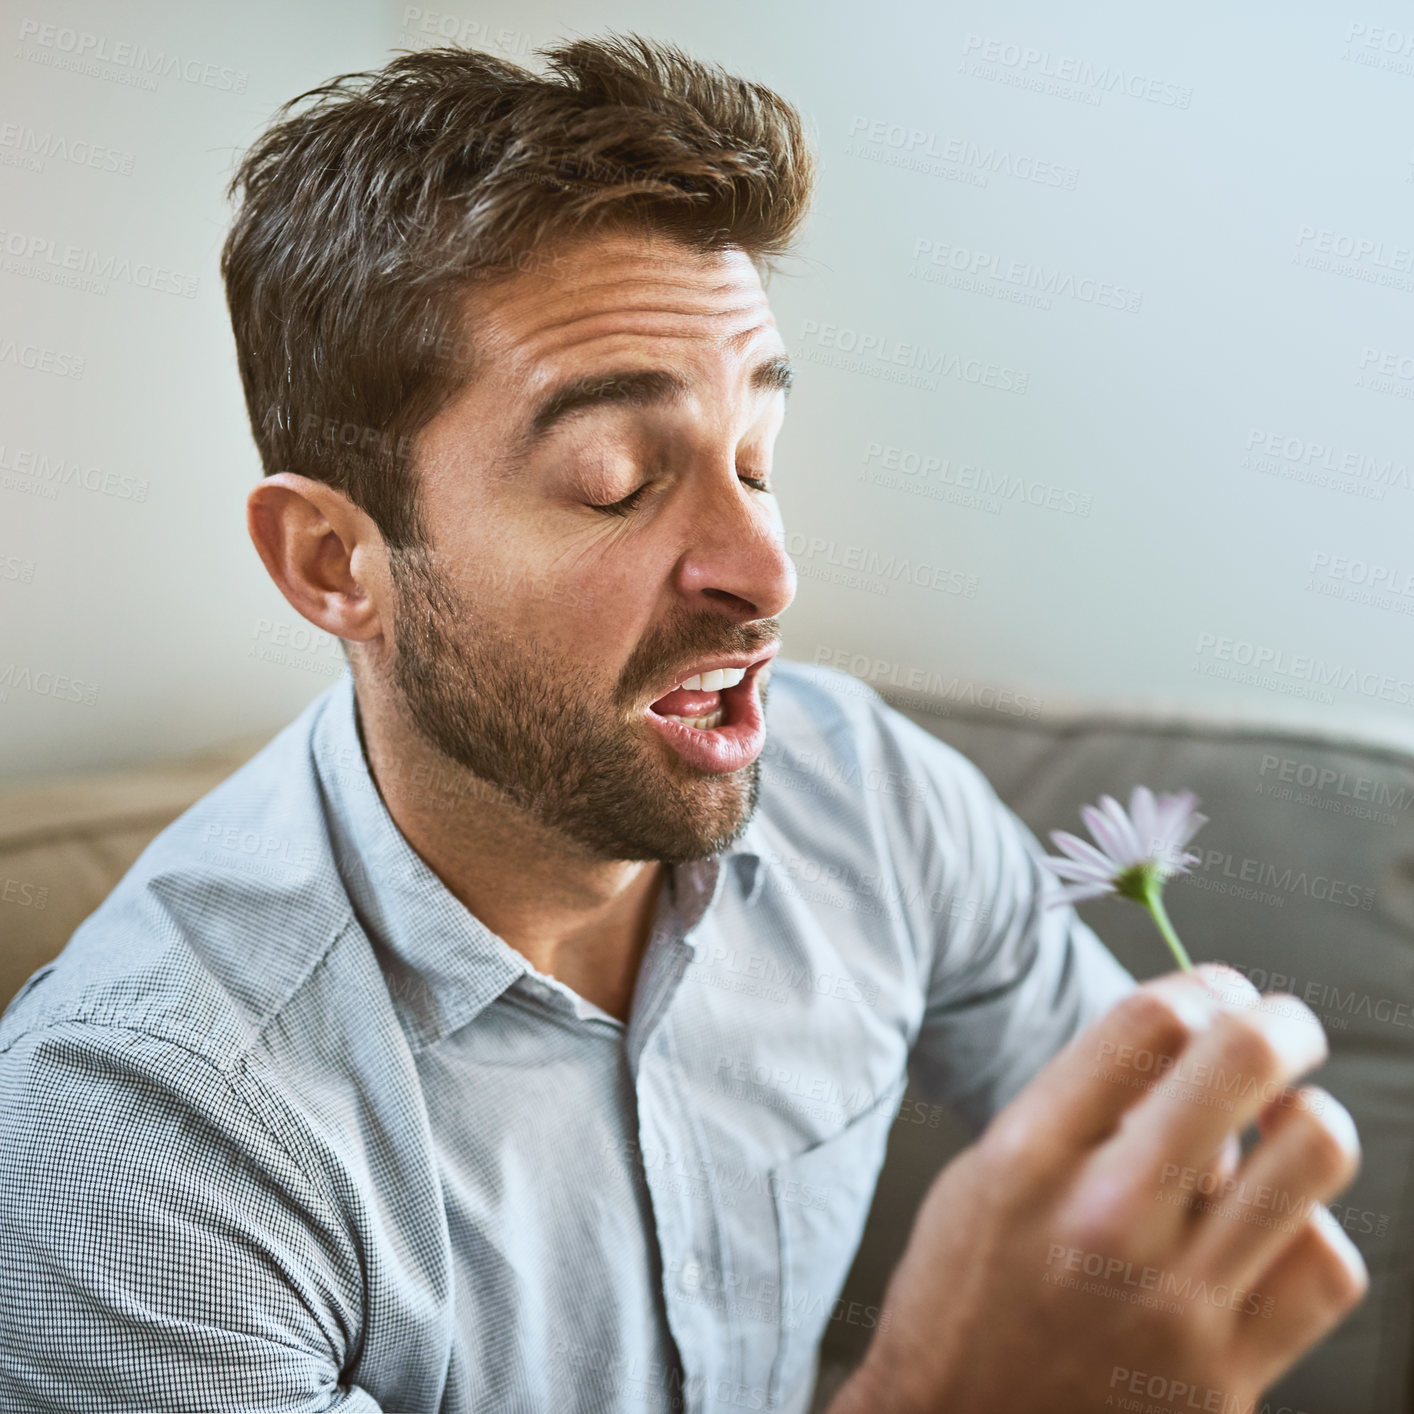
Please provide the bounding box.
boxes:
[15,19,248,93]
[1309,550,1414,594]
[1108,1366,1309,1414]
[813,646,1043,718]
[796,320,1028,396]
[0,122,135,176]
[860,442,1093,517]
[0,228,198,298]
[0,664,99,706]
[958,34,1194,107]
[785,532,979,598]
[1294,224,1413,270]
[1258,751,1412,816]
[1183,846,1375,911]
[1343,21,1414,77]
[844,115,1080,190]
[1046,1245,1274,1319]
[1241,425,1408,502]
[0,338,84,378]
[0,444,149,501]
[1193,632,1414,707]
[910,238,1143,312]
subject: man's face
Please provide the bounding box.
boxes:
[379,227,797,864]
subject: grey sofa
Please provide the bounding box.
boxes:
[3,692,1411,1413]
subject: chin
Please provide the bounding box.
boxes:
[580,759,761,866]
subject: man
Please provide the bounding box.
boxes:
[0,33,1364,1414]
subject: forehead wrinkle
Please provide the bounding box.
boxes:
[506,284,772,345]
[476,256,768,333]
[532,303,774,354]
[453,257,779,481]
[496,296,777,400]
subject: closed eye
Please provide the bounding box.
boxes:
[589,474,771,516]
[588,484,652,517]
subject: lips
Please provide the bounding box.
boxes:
[648,652,773,714]
[643,645,778,774]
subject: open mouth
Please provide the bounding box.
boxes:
[648,664,750,731]
[642,646,779,773]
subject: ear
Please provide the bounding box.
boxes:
[246,473,387,645]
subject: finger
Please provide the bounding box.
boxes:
[1108,990,1328,1197]
[1193,963,1264,1012]
[1237,1206,1369,1390]
[1146,1125,1244,1238]
[1187,1088,1360,1292]
[1214,1130,1243,1176]
[982,969,1224,1168]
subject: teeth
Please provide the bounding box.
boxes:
[677,666,747,692]
[662,707,726,730]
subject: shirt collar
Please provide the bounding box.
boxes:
[311,669,765,1048]
[731,822,767,907]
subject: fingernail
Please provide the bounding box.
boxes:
[1253,993,1329,1075]
[1312,1204,1370,1295]
[1302,1088,1360,1161]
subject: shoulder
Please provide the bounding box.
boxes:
[754,659,1049,924]
[0,1012,367,1389]
[0,1013,336,1251]
[0,1015,271,1152]
[759,658,999,823]
[0,682,358,1073]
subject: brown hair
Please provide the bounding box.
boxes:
[220,33,817,549]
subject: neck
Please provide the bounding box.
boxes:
[352,675,667,1023]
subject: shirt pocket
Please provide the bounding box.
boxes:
[767,1085,901,1409]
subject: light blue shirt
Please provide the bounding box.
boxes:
[0,659,1133,1413]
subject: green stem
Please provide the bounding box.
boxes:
[1143,885,1194,973]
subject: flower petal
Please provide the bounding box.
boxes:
[1098,793,1144,865]
[1150,793,1189,848]
[1049,785,1208,908]
[1050,880,1116,905]
[1169,807,1209,852]
[1049,829,1119,876]
[1129,785,1159,853]
[1077,804,1128,867]
[1042,856,1115,883]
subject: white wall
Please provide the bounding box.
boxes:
[6,0,1414,780]
[0,0,391,781]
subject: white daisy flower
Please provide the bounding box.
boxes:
[1041,785,1208,972]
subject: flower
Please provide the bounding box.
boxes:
[1041,785,1208,972]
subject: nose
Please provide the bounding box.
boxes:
[673,469,796,622]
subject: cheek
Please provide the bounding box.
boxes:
[551,563,652,635]
[532,548,673,667]
[557,522,678,612]
[479,497,677,649]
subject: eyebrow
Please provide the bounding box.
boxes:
[520,353,794,451]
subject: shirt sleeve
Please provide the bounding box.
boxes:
[0,1020,383,1413]
[862,696,1137,1131]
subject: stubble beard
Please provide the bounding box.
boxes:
[385,545,773,864]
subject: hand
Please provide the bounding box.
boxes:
[828,965,1367,1414]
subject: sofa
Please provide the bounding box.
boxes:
[3,690,1411,1413]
